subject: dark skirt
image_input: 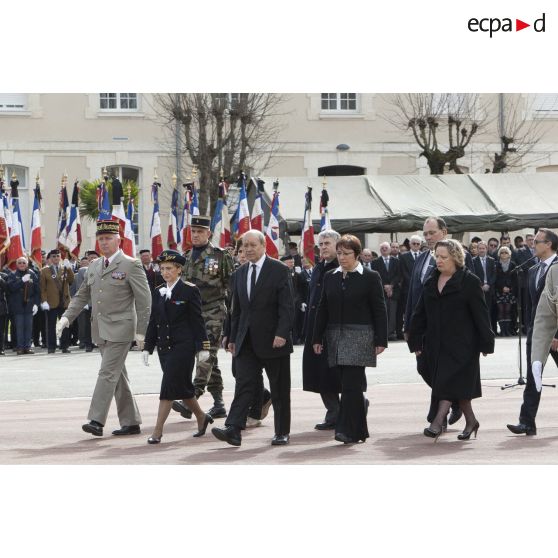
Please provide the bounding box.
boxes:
[336,365,369,442]
[157,341,196,400]
[302,339,342,394]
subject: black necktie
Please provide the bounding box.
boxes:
[250,264,257,299]
[537,262,547,290]
[105,258,110,269]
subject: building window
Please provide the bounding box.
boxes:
[321,93,357,112]
[0,94,27,111]
[318,165,365,176]
[100,93,138,111]
[532,94,558,114]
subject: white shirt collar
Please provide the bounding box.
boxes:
[541,254,557,267]
[334,262,364,274]
[159,278,180,299]
[250,254,267,270]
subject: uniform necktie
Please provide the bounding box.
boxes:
[250,264,257,299]
[537,262,547,290]
[384,257,389,271]
[105,258,110,269]
[482,257,487,280]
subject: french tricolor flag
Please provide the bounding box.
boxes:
[150,182,163,260]
[30,182,42,266]
[265,190,280,259]
[237,174,251,236]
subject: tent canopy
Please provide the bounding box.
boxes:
[259,173,558,234]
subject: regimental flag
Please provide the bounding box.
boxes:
[237,174,251,236]
[125,195,136,258]
[251,178,264,232]
[230,203,239,241]
[97,178,112,221]
[0,176,10,259]
[6,176,25,269]
[301,187,315,264]
[212,181,231,248]
[111,177,134,257]
[150,181,163,260]
[57,179,70,255]
[65,181,82,259]
[180,182,194,253]
[30,180,42,267]
[319,186,331,232]
[167,187,180,250]
[191,181,200,217]
[265,189,280,259]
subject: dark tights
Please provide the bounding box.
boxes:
[430,399,477,434]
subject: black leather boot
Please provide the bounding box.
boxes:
[207,392,227,419]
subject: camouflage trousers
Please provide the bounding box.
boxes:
[193,306,226,398]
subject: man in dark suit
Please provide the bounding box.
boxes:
[372,242,401,341]
[212,230,295,446]
[507,228,558,435]
[404,217,462,427]
[472,241,496,312]
[399,235,422,333]
[513,233,537,333]
[139,249,163,295]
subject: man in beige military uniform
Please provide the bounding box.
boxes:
[57,220,152,437]
[172,215,234,420]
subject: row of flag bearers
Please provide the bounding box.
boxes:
[0,166,332,269]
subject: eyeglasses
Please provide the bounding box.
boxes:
[410,242,421,245]
[336,251,354,257]
[534,240,550,244]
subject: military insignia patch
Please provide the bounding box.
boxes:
[111,271,126,280]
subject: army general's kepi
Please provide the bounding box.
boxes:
[157,249,186,266]
[96,220,120,235]
[191,215,211,229]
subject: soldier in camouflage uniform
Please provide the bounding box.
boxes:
[172,215,234,419]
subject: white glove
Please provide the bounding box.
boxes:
[197,350,210,362]
[294,266,302,273]
[21,273,31,283]
[301,302,307,312]
[63,259,71,269]
[142,351,150,366]
[135,333,145,351]
[32,304,38,316]
[56,316,69,338]
[83,304,89,310]
[41,301,50,311]
[532,361,543,393]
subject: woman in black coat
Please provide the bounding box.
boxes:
[0,270,9,355]
[494,246,517,337]
[409,239,495,441]
[143,250,212,444]
[313,235,388,444]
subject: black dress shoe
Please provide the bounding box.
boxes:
[448,408,463,425]
[85,347,93,352]
[47,349,55,354]
[271,434,289,446]
[24,349,35,355]
[193,414,214,437]
[315,422,336,430]
[212,426,241,446]
[82,421,103,436]
[112,425,141,436]
[61,348,71,354]
[172,400,192,420]
[334,432,360,444]
[0,350,5,356]
[147,435,162,444]
[507,423,537,435]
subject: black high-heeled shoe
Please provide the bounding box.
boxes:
[193,414,214,437]
[457,421,480,440]
[423,426,443,442]
[147,435,162,444]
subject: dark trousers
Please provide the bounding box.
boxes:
[321,392,340,425]
[14,313,33,349]
[0,314,6,351]
[33,309,46,347]
[231,355,265,423]
[226,335,291,435]
[78,308,93,348]
[519,339,558,427]
[396,291,406,338]
[69,319,79,345]
[386,297,397,337]
[336,366,369,441]
[7,314,16,348]
[46,307,69,351]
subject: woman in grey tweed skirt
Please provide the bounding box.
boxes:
[313,235,388,443]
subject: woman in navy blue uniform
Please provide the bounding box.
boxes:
[143,250,212,444]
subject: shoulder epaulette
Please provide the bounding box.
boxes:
[184,281,196,287]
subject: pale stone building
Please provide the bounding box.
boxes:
[1,93,558,252]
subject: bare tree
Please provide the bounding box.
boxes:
[383,93,484,174]
[154,93,286,214]
[488,94,551,173]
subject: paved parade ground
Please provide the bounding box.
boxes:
[2,337,558,464]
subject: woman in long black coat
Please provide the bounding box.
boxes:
[143,250,212,444]
[494,246,518,337]
[0,271,8,355]
[313,235,388,444]
[408,239,495,441]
